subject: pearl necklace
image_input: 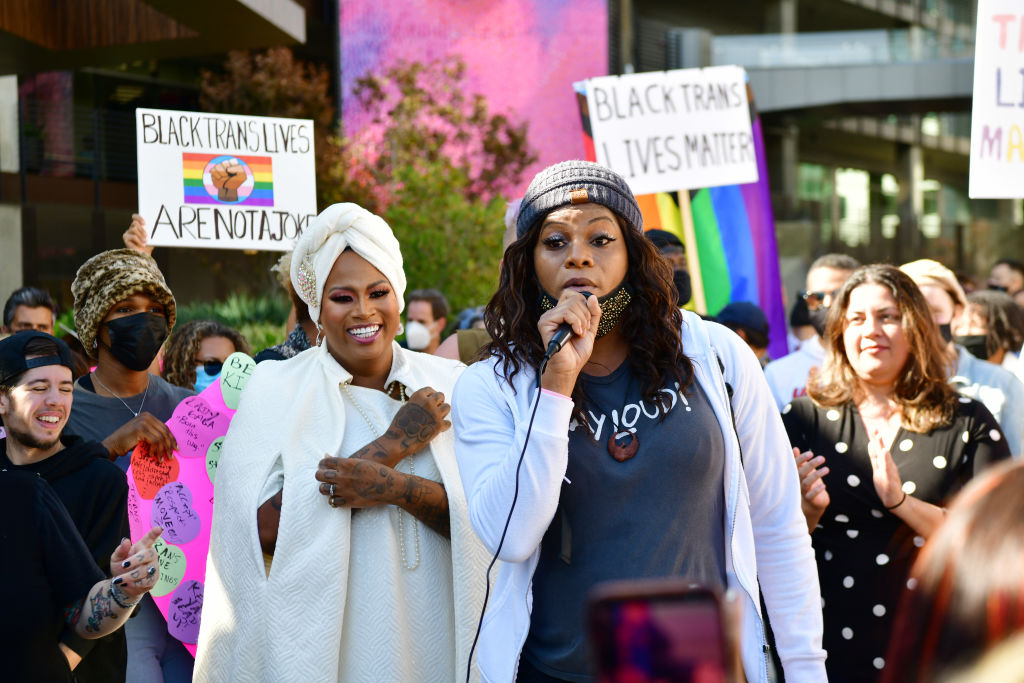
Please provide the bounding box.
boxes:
[340,381,420,571]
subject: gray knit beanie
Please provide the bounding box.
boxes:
[516,160,643,239]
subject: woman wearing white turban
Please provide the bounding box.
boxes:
[195,204,490,682]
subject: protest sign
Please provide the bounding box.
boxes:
[136,108,317,250]
[579,66,757,195]
[126,352,255,655]
[970,1,1024,198]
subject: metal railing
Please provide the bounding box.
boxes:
[712,28,973,69]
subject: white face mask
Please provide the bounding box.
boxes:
[405,320,432,351]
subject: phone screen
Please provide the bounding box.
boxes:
[589,587,728,683]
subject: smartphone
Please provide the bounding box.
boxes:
[587,579,734,683]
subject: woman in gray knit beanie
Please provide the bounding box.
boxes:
[452,160,826,683]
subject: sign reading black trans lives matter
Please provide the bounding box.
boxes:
[136,108,317,251]
[581,66,757,194]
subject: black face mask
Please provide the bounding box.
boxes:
[954,335,990,360]
[789,295,811,329]
[808,307,829,337]
[672,269,692,307]
[102,313,169,371]
[938,323,953,344]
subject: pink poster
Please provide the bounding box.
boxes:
[340,0,609,196]
[125,352,254,654]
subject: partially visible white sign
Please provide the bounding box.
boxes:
[136,108,317,250]
[580,65,757,195]
[970,1,1024,198]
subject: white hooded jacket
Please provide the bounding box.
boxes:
[453,310,826,683]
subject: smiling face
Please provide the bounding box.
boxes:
[319,249,400,384]
[0,364,73,458]
[532,203,629,299]
[842,283,910,388]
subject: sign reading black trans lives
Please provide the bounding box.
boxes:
[581,66,757,194]
[136,108,317,251]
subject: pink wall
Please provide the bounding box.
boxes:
[340,0,608,196]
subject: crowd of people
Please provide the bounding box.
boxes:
[2,160,1024,683]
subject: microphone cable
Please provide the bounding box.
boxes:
[465,352,556,683]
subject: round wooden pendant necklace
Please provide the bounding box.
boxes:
[607,428,639,462]
[583,374,640,462]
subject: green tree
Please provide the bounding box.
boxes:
[199,48,534,319]
[384,159,505,318]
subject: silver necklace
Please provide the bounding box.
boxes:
[340,381,420,571]
[92,372,150,418]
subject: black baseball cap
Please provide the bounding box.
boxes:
[0,331,75,386]
[716,302,769,335]
[644,229,684,250]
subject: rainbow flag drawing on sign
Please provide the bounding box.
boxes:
[182,153,274,207]
[574,86,787,359]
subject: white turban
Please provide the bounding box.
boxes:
[290,203,407,326]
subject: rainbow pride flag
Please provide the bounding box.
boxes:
[575,88,787,359]
[182,153,274,207]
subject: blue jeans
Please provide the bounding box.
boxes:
[125,596,194,683]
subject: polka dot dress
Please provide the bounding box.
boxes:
[782,397,1011,682]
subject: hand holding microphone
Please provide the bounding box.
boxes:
[537,290,602,396]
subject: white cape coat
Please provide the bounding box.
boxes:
[195,342,490,682]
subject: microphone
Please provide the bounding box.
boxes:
[543,291,592,360]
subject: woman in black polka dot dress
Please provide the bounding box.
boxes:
[780,265,1011,683]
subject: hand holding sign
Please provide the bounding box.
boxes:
[210,158,246,202]
[103,413,177,462]
[132,447,181,499]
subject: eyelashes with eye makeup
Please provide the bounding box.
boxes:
[328,289,391,302]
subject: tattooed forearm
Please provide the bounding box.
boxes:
[84,586,115,634]
[350,438,399,467]
[64,599,84,628]
[396,473,450,539]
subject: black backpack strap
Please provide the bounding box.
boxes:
[715,350,743,467]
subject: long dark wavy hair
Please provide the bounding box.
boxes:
[808,264,957,432]
[483,210,692,416]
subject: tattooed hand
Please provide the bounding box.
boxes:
[382,387,451,461]
[315,456,397,508]
[314,454,452,537]
[109,525,162,601]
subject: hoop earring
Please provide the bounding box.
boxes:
[397,322,405,336]
[315,326,324,347]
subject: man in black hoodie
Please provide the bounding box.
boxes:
[0,331,129,682]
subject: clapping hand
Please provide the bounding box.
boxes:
[794,447,830,532]
[868,431,904,509]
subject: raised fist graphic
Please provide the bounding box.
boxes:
[210,158,246,202]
